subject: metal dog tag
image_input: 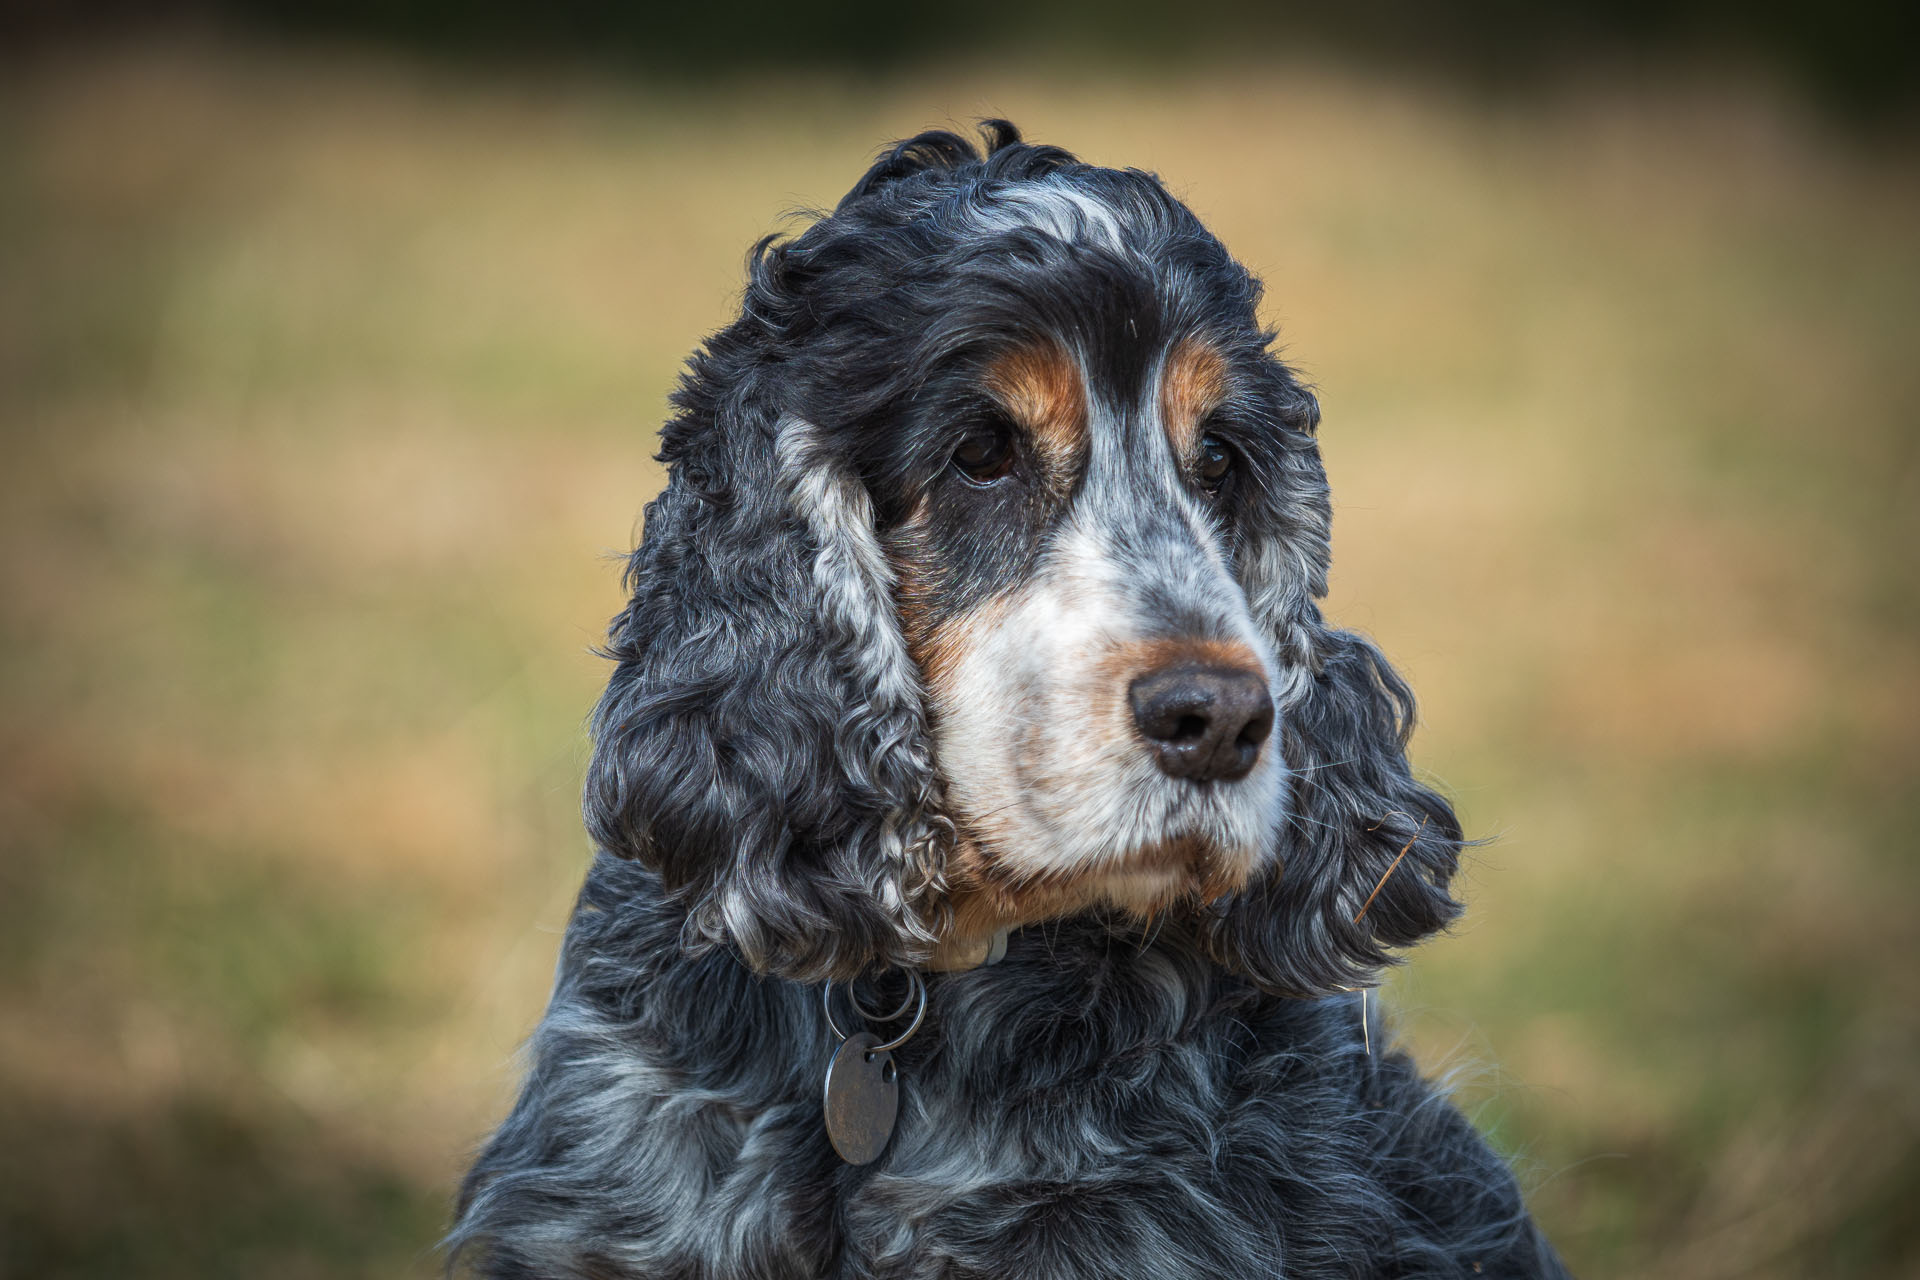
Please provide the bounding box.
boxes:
[822,1031,898,1164]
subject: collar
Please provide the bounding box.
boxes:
[925,927,1011,972]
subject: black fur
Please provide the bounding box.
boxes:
[452,122,1568,1278]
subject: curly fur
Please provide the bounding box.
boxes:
[451,121,1569,1278]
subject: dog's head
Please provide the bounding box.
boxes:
[586,122,1462,994]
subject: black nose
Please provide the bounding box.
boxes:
[1129,662,1274,782]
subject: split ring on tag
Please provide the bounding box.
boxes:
[821,971,926,1165]
[824,972,926,1051]
[845,974,922,1025]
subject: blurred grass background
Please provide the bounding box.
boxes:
[2,21,1917,1280]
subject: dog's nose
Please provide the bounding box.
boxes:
[1129,662,1274,782]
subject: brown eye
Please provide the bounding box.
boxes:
[951,421,1015,484]
[1196,433,1234,489]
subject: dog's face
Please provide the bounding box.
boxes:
[883,331,1287,956]
[587,124,1465,992]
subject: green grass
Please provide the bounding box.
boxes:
[2,38,1916,1278]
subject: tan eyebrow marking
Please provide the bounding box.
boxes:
[1160,338,1232,457]
[981,342,1087,476]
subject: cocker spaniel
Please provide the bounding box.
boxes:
[451,121,1569,1279]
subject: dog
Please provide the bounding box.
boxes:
[450,121,1570,1279]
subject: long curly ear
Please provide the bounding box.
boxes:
[583,367,946,980]
[1201,389,1464,995]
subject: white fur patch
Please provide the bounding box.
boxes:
[976,180,1128,253]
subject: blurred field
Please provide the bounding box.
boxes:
[2,37,1916,1279]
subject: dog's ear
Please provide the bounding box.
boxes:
[582,309,946,982]
[1201,382,1465,995]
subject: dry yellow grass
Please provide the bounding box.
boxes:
[2,37,1915,1277]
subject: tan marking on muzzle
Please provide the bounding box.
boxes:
[887,495,994,697]
[1160,338,1231,458]
[1099,635,1268,696]
[886,504,939,679]
[892,581,1015,713]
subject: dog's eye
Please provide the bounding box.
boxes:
[1196,433,1235,490]
[951,421,1015,484]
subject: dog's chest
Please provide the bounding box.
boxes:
[814,986,1388,1279]
[837,1101,1290,1279]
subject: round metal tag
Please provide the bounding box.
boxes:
[822,1031,898,1165]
